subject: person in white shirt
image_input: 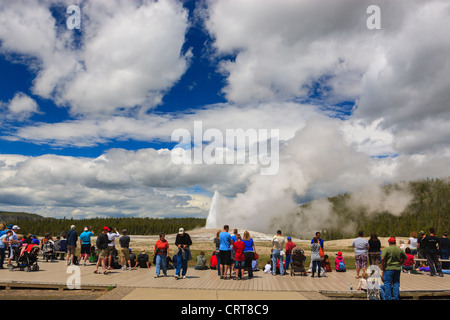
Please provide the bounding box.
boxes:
[106,227,120,269]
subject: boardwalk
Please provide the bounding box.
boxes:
[1,260,450,299]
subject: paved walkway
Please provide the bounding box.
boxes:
[1,260,450,300]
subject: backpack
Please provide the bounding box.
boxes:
[339,261,346,271]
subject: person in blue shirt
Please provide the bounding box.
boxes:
[311,231,324,249]
[79,226,94,266]
[219,225,233,279]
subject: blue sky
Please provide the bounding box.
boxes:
[0,0,449,230]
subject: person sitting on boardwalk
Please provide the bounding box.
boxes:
[335,252,346,272]
[402,247,415,274]
[194,251,209,270]
[380,237,407,300]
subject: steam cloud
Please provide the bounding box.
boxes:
[206,115,416,237]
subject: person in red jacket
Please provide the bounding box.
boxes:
[232,234,245,280]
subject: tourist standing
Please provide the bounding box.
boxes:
[243,231,256,279]
[352,231,369,279]
[421,228,444,277]
[0,230,12,269]
[380,237,407,300]
[106,227,120,269]
[368,232,381,268]
[416,231,426,268]
[310,237,322,278]
[233,234,245,279]
[285,236,296,271]
[440,233,450,269]
[79,226,94,266]
[153,232,169,277]
[219,225,233,279]
[271,230,285,276]
[214,230,221,276]
[94,226,110,274]
[66,225,78,266]
[408,232,418,255]
[119,229,133,271]
[175,228,192,279]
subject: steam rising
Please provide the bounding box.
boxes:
[206,116,415,237]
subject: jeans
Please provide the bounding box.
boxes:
[272,250,284,275]
[312,260,321,276]
[0,248,5,268]
[285,254,291,271]
[382,270,401,300]
[155,254,167,276]
[176,251,188,277]
[440,249,449,269]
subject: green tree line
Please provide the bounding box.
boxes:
[323,178,450,239]
[3,216,206,238]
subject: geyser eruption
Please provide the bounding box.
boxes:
[206,190,220,228]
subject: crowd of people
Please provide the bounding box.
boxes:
[1,222,448,300]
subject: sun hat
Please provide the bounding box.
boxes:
[179,228,184,234]
[103,226,110,232]
[12,225,20,230]
[336,251,342,256]
[287,236,292,240]
[388,237,396,244]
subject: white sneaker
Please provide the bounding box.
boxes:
[128,267,132,271]
[182,275,186,279]
[121,267,125,271]
[154,274,159,278]
[175,275,180,279]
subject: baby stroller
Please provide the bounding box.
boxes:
[42,239,56,262]
[290,247,307,276]
[8,244,40,272]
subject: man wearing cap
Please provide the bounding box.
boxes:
[7,225,21,265]
[174,227,192,279]
[284,236,296,272]
[94,227,110,274]
[380,237,407,300]
[79,226,94,266]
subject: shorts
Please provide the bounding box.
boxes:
[235,260,245,268]
[105,246,115,255]
[98,249,108,259]
[219,250,232,266]
[80,244,91,255]
[118,248,130,260]
[355,254,368,269]
[67,246,76,255]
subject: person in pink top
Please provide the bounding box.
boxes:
[335,251,346,272]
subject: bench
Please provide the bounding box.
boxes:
[414,259,450,263]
